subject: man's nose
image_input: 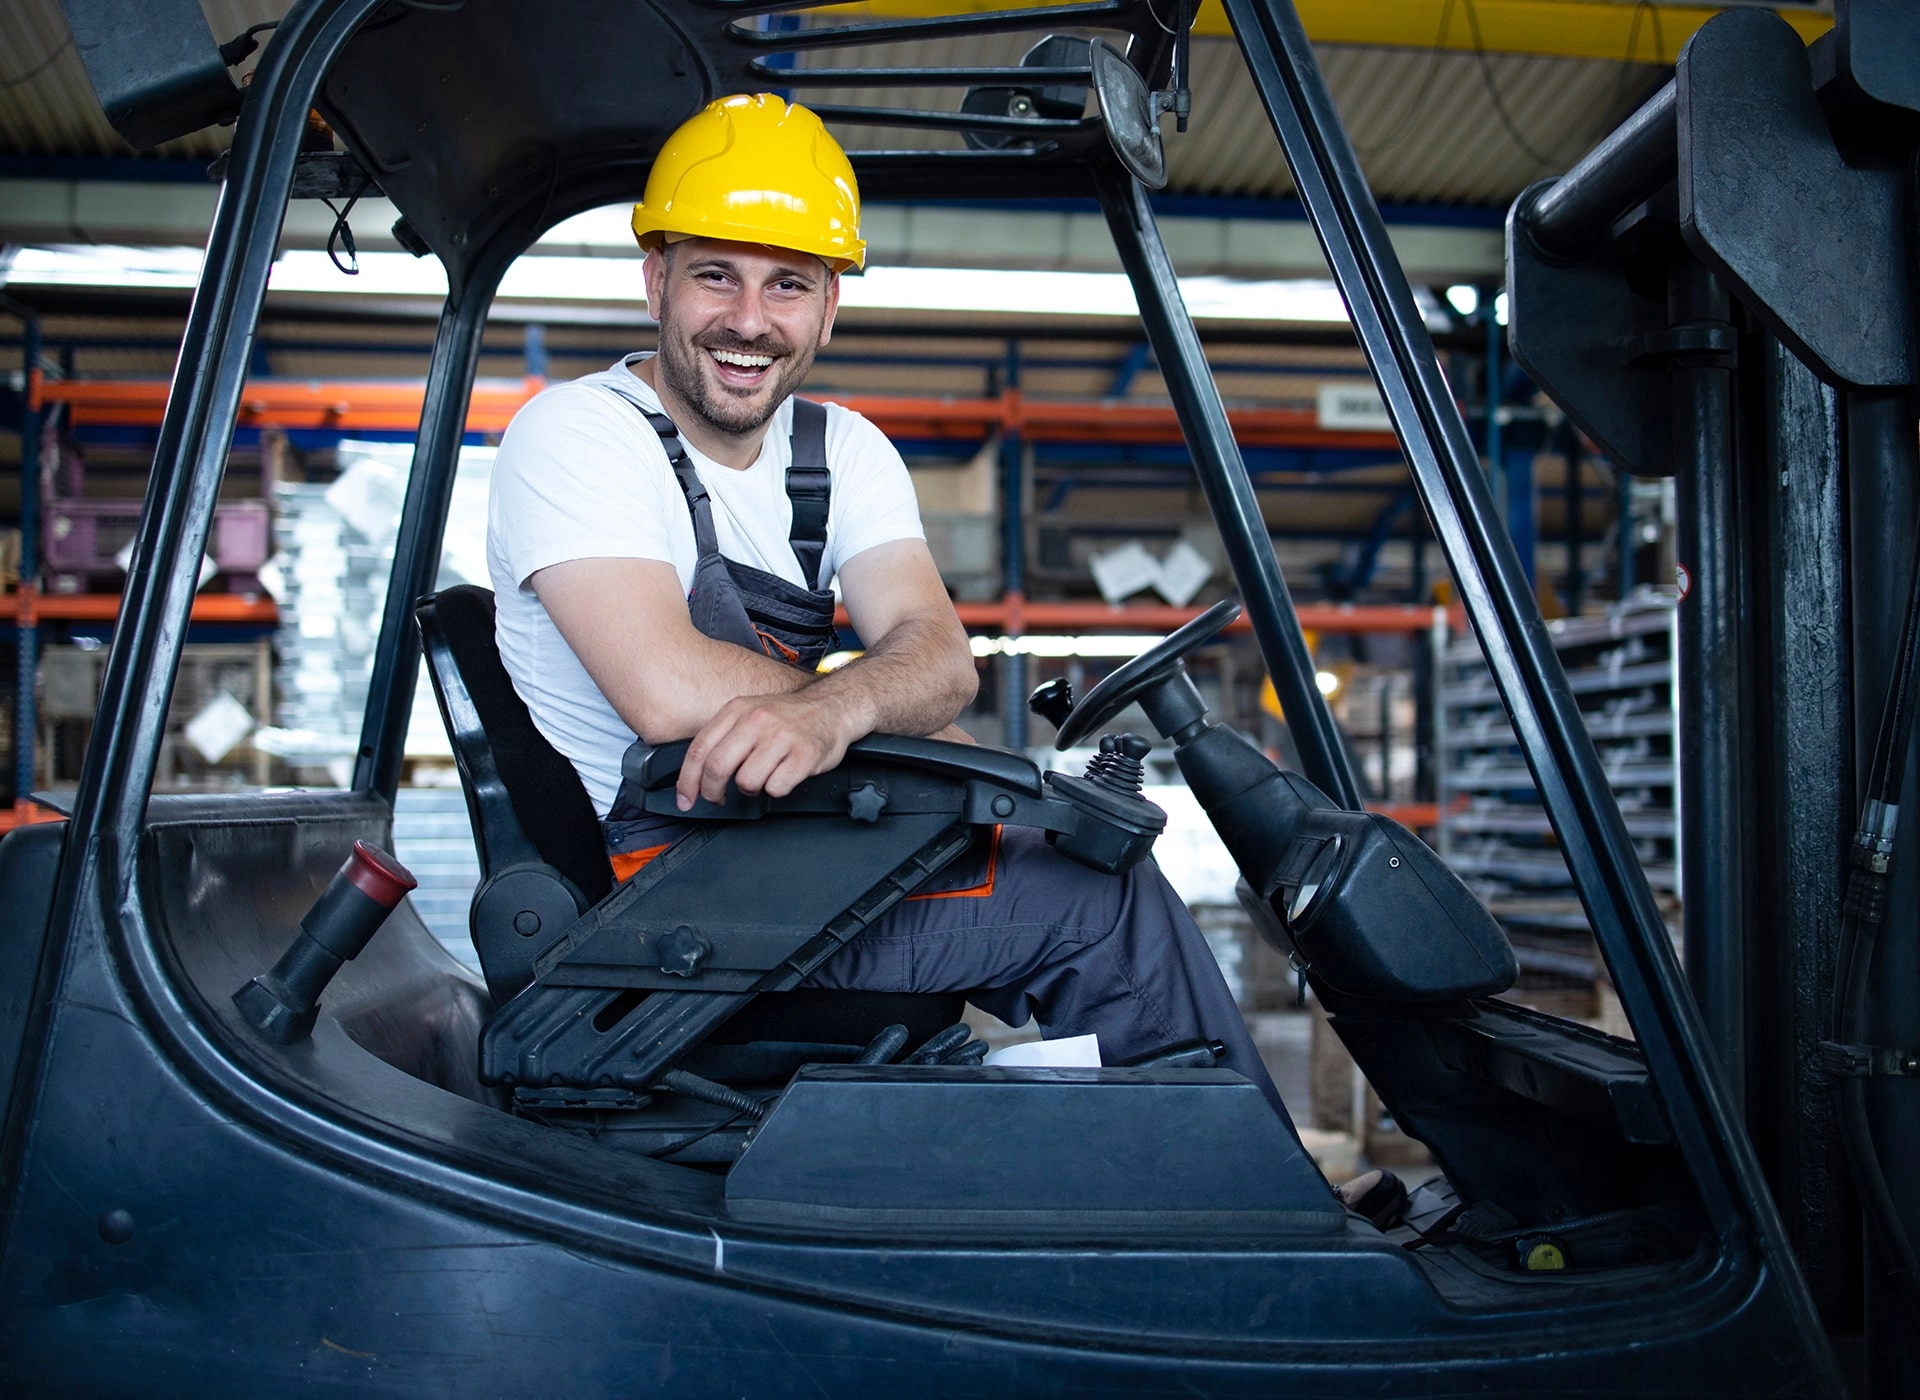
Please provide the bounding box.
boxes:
[722,288,775,341]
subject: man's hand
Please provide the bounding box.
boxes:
[676,686,864,809]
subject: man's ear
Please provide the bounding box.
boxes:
[642,247,667,321]
[819,268,841,348]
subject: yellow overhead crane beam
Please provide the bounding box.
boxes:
[819,1,1833,64]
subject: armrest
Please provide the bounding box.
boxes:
[614,734,1157,876]
[623,733,1045,802]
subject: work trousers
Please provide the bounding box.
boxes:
[606,818,1290,1120]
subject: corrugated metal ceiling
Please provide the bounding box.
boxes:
[1,0,1662,209]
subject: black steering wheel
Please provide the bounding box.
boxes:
[1052,598,1242,750]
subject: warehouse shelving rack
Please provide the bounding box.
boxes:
[1436,597,1680,1010]
[6,365,1452,824]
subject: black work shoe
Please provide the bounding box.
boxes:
[1337,1168,1410,1230]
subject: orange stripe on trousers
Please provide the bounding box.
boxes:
[905,824,1001,900]
[609,843,672,883]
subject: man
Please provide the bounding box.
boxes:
[486,93,1290,1119]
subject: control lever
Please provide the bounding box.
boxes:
[1119,1038,1226,1069]
[233,841,417,1043]
[1044,731,1165,874]
[1028,676,1075,730]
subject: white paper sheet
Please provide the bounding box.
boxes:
[983,1033,1102,1068]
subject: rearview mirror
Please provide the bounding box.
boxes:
[1091,40,1166,190]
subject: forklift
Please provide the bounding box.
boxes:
[0,0,1910,1392]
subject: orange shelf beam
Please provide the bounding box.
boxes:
[9,590,278,626]
[836,600,1447,634]
[0,801,65,834]
[1371,802,1440,829]
[36,378,1405,452]
[38,377,550,435]
[931,600,1446,634]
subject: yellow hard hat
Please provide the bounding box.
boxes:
[631,94,866,273]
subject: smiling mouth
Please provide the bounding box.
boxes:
[707,347,779,385]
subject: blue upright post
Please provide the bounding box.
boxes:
[16,314,42,807]
[1498,406,1545,591]
[1503,442,1537,589]
[999,342,1027,751]
[524,322,548,381]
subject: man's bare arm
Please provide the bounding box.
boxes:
[674,539,977,807]
[531,556,810,742]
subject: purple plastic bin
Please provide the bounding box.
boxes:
[43,499,271,579]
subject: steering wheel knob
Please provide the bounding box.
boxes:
[1028,677,1075,728]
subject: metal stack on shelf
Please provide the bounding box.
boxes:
[266,475,394,784]
[264,441,495,944]
[1437,598,1680,1018]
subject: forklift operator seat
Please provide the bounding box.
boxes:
[414,584,964,1044]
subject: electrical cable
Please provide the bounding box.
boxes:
[321,171,374,276]
[218,21,280,68]
[1459,0,1567,170]
[0,34,74,91]
[655,1069,768,1120]
[1353,0,1454,160]
[646,1109,748,1160]
[1611,1,1670,111]
[1359,0,1672,169]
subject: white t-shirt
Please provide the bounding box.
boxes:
[486,356,926,815]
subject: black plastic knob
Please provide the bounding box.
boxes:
[1028,677,1075,729]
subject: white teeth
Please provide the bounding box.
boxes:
[710,349,774,368]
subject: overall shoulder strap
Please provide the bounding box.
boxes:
[786,397,831,590]
[598,381,720,557]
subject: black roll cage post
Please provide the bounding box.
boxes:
[39,0,1823,1358]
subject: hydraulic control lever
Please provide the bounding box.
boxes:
[233,841,417,1043]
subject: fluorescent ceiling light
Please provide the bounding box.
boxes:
[4,244,1349,322]
[3,244,204,288]
[538,204,642,248]
[270,249,450,297]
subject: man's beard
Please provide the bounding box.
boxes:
[653,290,818,437]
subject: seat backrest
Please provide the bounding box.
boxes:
[415,585,612,908]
